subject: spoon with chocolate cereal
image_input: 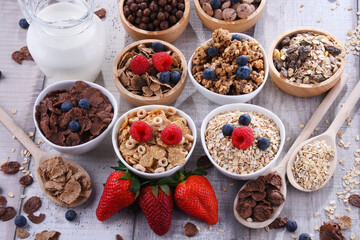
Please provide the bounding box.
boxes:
[287,78,360,192]
[0,107,92,207]
[234,74,349,228]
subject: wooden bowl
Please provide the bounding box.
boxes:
[194,0,266,32]
[118,0,190,42]
[113,39,187,106]
[268,27,346,97]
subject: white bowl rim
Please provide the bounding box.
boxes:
[33,80,119,151]
[111,105,197,178]
[188,32,269,99]
[200,103,286,179]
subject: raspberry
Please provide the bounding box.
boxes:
[152,52,172,72]
[130,55,150,75]
[130,121,152,142]
[160,124,183,145]
[231,126,254,149]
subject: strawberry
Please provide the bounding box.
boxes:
[139,185,173,236]
[174,170,218,225]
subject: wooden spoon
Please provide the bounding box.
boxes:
[233,74,349,228]
[287,78,360,192]
[0,107,92,207]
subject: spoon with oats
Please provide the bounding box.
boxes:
[0,107,92,207]
[234,74,349,229]
[287,77,360,193]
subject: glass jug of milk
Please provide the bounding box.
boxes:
[19,0,106,82]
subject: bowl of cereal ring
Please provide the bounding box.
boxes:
[268,27,346,97]
[112,105,197,179]
[200,103,285,180]
[188,29,269,105]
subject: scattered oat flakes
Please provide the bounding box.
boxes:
[229,183,234,187]
[348,7,353,11]
[20,194,26,199]
[300,4,304,8]
[8,192,14,198]
[314,212,319,217]
[286,136,291,142]
[11,148,15,153]
[28,132,34,137]
[12,109,16,114]
[291,235,297,239]
[314,225,320,231]
[325,119,330,125]
[317,18,322,23]
[298,124,305,128]
[350,234,356,239]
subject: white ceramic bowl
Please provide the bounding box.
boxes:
[33,80,119,155]
[201,103,285,180]
[112,105,197,179]
[188,33,269,105]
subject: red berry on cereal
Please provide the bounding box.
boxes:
[130,121,153,142]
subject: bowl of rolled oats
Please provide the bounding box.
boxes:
[269,27,345,97]
[188,28,268,105]
[112,105,196,179]
[200,103,285,180]
[113,39,187,106]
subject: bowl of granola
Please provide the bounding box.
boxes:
[112,105,196,179]
[188,28,268,105]
[200,103,285,180]
[269,27,345,97]
[113,39,187,106]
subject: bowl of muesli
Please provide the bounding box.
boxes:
[113,39,187,106]
[269,27,345,97]
[112,105,196,179]
[200,103,285,180]
[188,28,268,105]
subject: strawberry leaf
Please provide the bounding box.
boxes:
[156,177,178,187]
[111,161,128,172]
[130,177,140,195]
[189,168,207,176]
[151,185,159,198]
[160,185,170,196]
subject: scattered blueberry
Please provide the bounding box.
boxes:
[222,124,234,136]
[68,121,80,132]
[19,18,29,29]
[14,215,27,227]
[237,55,248,66]
[207,46,218,57]
[79,98,90,109]
[61,102,73,113]
[160,71,170,83]
[210,0,221,9]
[232,34,242,41]
[238,114,251,126]
[170,71,181,84]
[257,137,270,150]
[285,220,298,232]
[203,68,215,80]
[65,210,77,221]
[152,41,163,52]
[299,233,311,240]
[236,66,251,79]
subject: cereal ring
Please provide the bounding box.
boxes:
[152,117,163,127]
[179,118,187,125]
[128,158,137,165]
[154,167,165,173]
[166,164,174,171]
[185,142,192,151]
[185,134,194,142]
[137,145,146,155]
[180,137,186,145]
[125,139,136,149]
[133,153,141,160]
[129,117,140,124]
[181,149,188,155]
[157,158,168,167]
[134,164,146,172]
[137,109,147,119]
[165,107,176,116]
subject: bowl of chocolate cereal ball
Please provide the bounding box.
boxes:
[194,0,266,32]
[188,28,269,105]
[119,0,190,42]
[268,27,346,97]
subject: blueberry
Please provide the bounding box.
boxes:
[68,121,80,132]
[299,233,311,240]
[65,210,77,221]
[236,66,251,79]
[285,220,298,232]
[79,98,90,109]
[160,71,170,83]
[203,68,215,80]
[207,46,218,57]
[61,102,73,112]
[237,55,248,66]
[238,114,251,126]
[14,215,27,227]
[170,71,181,84]
[257,137,270,150]
[152,41,163,52]
[222,124,234,136]
[210,0,221,9]
[232,34,242,41]
[19,18,29,29]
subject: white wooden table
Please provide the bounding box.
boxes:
[0,0,359,239]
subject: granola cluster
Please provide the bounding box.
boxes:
[192,29,265,95]
[118,107,193,173]
[273,32,344,84]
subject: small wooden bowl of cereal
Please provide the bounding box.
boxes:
[194,0,266,32]
[119,0,190,42]
[268,27,346,97]
[113,39,187,106]
[188,29,268,105]
[200,103,285,180]
[112,105,196,179]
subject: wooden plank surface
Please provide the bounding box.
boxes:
[0,0,359,239]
